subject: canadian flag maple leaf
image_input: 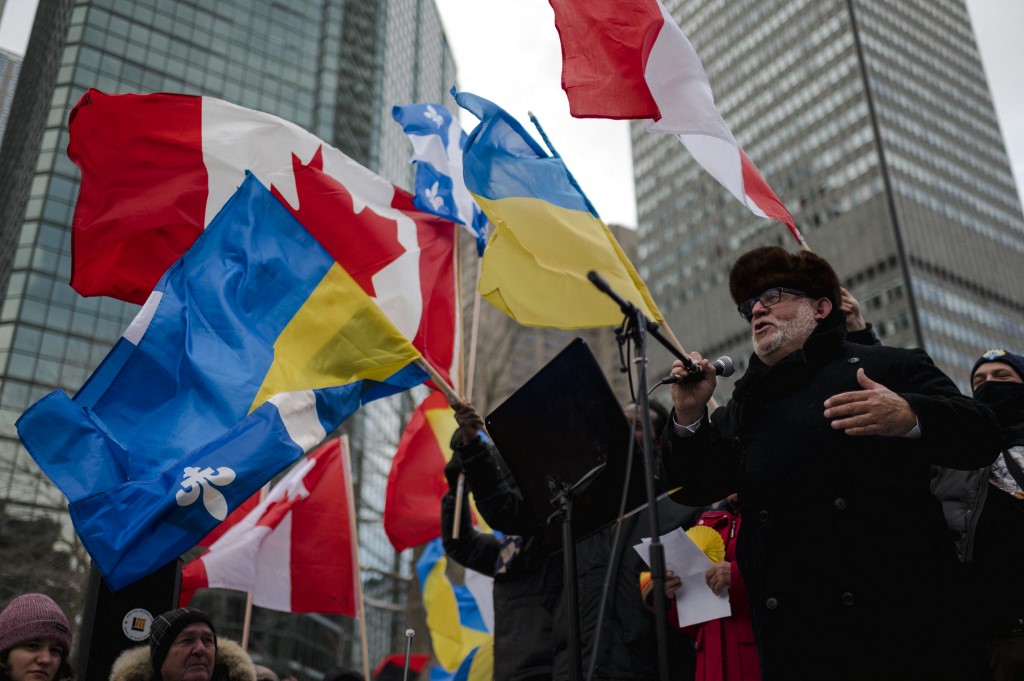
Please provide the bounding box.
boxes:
[271,146,405,297]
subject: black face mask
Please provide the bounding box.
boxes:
[974,380,1024,425]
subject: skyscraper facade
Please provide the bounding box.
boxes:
[0,0,457,669]
[0,48,21,146]
[634,0,1024,393]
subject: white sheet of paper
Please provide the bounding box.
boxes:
[635,527,732,628]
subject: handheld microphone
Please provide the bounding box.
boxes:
[659,356,735,385]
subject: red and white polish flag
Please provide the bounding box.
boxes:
[549,0,804,245]
[180,439,356,615]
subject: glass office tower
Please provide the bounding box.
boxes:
[0,0,457,670]
[634,0,1024,392]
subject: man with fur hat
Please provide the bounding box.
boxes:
[662,246,1002,680]
[109,608,255,681]
[932,349,1024,680]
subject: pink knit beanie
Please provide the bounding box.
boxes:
[0,593,72,657]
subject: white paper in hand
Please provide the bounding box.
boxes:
[635,527,732,628]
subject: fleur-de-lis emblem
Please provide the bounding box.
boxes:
[423,104,444,128]
[175,466,237,521]
[423,181,445,211]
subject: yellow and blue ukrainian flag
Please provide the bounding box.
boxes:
[417,538,493,678]
[17,173,427,589]
[453,89,662,329]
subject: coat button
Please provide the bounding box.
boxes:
[758,510,769,522]
[847,357,860,364]
[765,597,779,610]
[841,592,855,606]
[834,497,848,511]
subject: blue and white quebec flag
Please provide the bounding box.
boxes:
[392,102,490,255]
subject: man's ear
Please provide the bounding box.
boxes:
[814,297,833,320]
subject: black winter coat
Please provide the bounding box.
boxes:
[442,492,559,681]
[455,428,701,681]
[664,313,1003,681]
[451,436,562,681]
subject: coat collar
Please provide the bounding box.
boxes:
[109,638,257,681]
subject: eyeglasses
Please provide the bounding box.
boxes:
[737,287,807,320]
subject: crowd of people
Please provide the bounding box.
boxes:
[3,244,1022,681]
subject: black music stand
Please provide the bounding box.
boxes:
[485,338,653,681]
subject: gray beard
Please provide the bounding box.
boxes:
[753,303,819,358]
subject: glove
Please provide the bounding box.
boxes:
[452,400,485,446]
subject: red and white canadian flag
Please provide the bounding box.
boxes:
[67,89,459,387]
[180,439,357,615]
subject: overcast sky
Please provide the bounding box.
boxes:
[1,0,1021,227]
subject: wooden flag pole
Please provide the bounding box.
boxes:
[240,595,255,651]
[239,484,270,651]
[415,352,467,534]
[465,257,484,404]
[415,358,458,404]
[340,435,372,681]
[452,256,487,540]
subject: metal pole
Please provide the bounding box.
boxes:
[402,629,415,681]
[846,0,925,347]
[528,111,601,218]
[631,307,671,681]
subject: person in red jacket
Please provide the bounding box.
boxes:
[642,497,760,681]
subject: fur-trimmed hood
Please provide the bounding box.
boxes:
[109,638,256,681]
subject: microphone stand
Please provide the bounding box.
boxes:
[587,271,683,681]
[548,462,607,681]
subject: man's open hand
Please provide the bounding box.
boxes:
[824,368,917,437]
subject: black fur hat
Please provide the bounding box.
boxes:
[728,246,841,309]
